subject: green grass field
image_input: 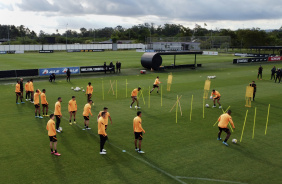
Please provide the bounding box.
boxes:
[1,51,282,184]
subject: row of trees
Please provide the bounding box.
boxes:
[0,24,282,48]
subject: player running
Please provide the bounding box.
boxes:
[150,76,162,93]
[46,114,61,156]
[41,89,48,116]
[54,97,63,133]
[97,107,112,130]
[85,82,93,102]
[130,87,141,109]
[34,89,43,118]
[83,100,93,130]
[98,112,108,155]
[29,79,34,103]
[68,96,77,125]
[217,110,235,146]
[210,89,222,108]
[25,80,30,101]
[15,81,23,104]
[133,111,145,153]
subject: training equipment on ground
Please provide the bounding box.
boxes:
[245,86,254,107]
[71,87,74,90]
[240,110,248,142]
[205,104,209,108]
[82,89,85,92]
[265,104,270,135]
[232,139,237,144]
[210,96,213,99]
[207,75,216,79]
[203,79,211,99]
[59,127,63,132]
[74,87,81,91]
[167,73,173,91]
[108,80,115,95]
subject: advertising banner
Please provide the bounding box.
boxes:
[39,50,54,53]
[39,67,80,76]
[268,56,282,61]
[203,51,218,55]
[0,51,6,54]
[233,58,267,64]
[80,66,115,73]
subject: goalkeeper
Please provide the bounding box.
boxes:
[210,89,221,109]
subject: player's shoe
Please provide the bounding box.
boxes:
[21,102,25,104]
[217,138,222,141]
[69,122,72,125]
[135,148,139,151]
[73,121,76,124]
[56,129,61,133]
[212,105,216,108]
[135,106,141,109]
[16,102,20,104]
[86,127,91,130]
[54,152,61,156]
[39,116,43,119]
[130,106,132,108]
[222,141,229,146]
[51,151,55,154]
[35,116,39,118]
[30,101,34,103]
[45,114,49,117]
[102,149,106,152]
[26,99,28,101]
[100,151,107,155]
[138,150,145,154]
[219,106,222,109]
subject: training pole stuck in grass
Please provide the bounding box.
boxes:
[252,107,257,139]
[265,104,270,135]
[240,110,248,142]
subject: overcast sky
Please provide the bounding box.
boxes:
[1,0,282,34]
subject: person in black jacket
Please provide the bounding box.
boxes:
[66,68,71,82]
[103,62,107,74]
[20,78,24,98]
[275,68,281,83]
[250,81,256,101]
[257,65,263,80]
[270,66,276,80]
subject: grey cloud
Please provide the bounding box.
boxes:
[0,2,14,11]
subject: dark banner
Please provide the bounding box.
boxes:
[39,50,54,53]
[80,66,115,73]
[7,51,15,54]
[233,57,267,64]
[16,69,38,77]
[234,53,275,57]
[0,70,16,78]
[0,51,6,54]
[67,49,104,53]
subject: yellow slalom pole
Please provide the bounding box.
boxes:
[190,95,193,121]
[176,95,178,123]
[126,79,127,98]
[265,104,270,135]
[102,80,104,100]
[240,110,248,142]
[213,106,231,126]
[203,98,205,119]
[252,107,257,139]
[141,91,145,105]
[161,85,163,107]
[116,80,117,99]
[148,86,150,108]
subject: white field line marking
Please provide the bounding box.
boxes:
[50,110,187,184]
[176,176,248,184]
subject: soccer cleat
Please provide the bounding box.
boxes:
[69,122,72,125]
[73,121,76,124]
[86,127,91,130]
[135,148,139,151]
[102,149,106,152]
[130,106,132,108]
[30,101,34,103]
[138,150,145,154]
[16,102,20,104]
[35,116,39,118]
[217,138,222,141]
[54,152,61,156]
[39,116,43,119]
[138,106,141,109]
[212,105,216,108]
[222,141,229,146]
[56,130,61,133]
[219,106,222,109]
[26,99,28,101]
[51,151,55,154]
[100,151,107,155]
[21,102,25,104]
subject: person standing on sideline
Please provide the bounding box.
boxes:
[25,80,30,101]
[115,61,118,73]
[217,110,235,146]
[133,111,145,153]
[275,68,281,83]
[150,76,162,93]
[54,97,62,133]
[85,82,93,102]
[250,81,256,101]
[271,66,276,80]
[34,89,43,118]
[257,65,263,80]
[98,112,108,155]
[83,100,93,130]
[15,81,23,104]
[118,61,121,73]
[104,62,107,74]
[130,87,141,109]
[109,61,114,73]
[29,79,34,103]
[210,89,222,108]
[68,96,77,125]
[41,89,49,116]
[66,68,71,82]
[46,114,61,156]
[20,78,24,99]
[97,107,112,130]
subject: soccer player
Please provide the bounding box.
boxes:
[250,81,256,101]
[217,110,235,146]
[41,89,49,116]
[83,100,93,130]
[34,89,43,118]
[133,111,145,153]
[15,81,23,104]
[130,87,141,109]
[68,96,77,125]
[98,111,107,154]
[150,76,162,93]
[54,97,63,133]
[257,65,263,80]
[29,79,34,103]
[210,89,221,108]
[46,114,61,156]
[271,66,276,80]
[66,68,71,82]
[275,68,281,83]
[85,82,93,102]
[97,107,112,130]
[25,80,30,101]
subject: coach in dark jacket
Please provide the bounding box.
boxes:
[271,66,276,80]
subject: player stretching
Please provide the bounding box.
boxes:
[98,107,112,130]
[54,97,63,133]
[133,111,145,153]
[68,96,77,125]
[25,80,30,101]
[217,110,235,146]
[41,89,49,116]
[85,82,93,102]
[15,81,23,104]
[83,100,93,130]
[29,79,34,103]
[150,76,162,93]
[210,89,221,108]
[98,112,108,155]
[46,114,61,156]
[34,89,43,118]
[130,87,141,109]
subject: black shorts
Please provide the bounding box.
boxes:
[49,135,57,142]
[134,132,143,140]
[42,104,48,107]
[87,94,92,99]
[55,115,61,121]
[153,84,159,88]
[218,127,230,133]
[35,104,40,108]
[70,111,76,114]
[84,116,89,120]
[214,96,221,100]
[16,92,21,96]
